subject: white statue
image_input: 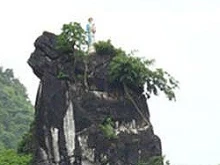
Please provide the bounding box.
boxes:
[86,17,96,53]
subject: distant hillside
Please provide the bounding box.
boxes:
[0,67,34,149]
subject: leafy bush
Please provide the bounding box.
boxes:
[109,54,148,87]
[57,22,87,53]
[0,149,32,165]
[138,156,170,165]
[114,47,126,56]
[57,70,68,79]
[94,40,116,55]
[99,117,117,139]
[108,54,179,100]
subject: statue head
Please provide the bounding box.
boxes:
[88,17,93,23]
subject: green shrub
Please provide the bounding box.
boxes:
[109,54,147,88]
[99,117,117,139]
[114,47,126,56]
[108,54,179,100]
[94,40,116,55]
[0,149,32,165]
[137,156,170,165]
[57,22,87,53]
[57,71,68,79]
[138,156,170,165]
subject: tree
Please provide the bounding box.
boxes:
[92,39,179,100]
[109,54,179,101]
[0,67,34,150]
[57,22,87,53]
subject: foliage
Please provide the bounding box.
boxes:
[57,70,68,79]
[108,54,179,100]
[56,22,178,100]
[57,22,87,53]
[0,67,34,149]
[94,40,116,55]
[138,156,170,165]
[0,149,32,165]
[99,117,117,139]
[17,122,35,155]
[114,47,126,56]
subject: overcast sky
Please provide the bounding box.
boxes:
[0,0,220,164]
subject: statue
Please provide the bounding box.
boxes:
[86,17,96,53]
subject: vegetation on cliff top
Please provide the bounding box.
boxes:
[57,22,179,101]
[57,22,87,53]
[108,53,179,100]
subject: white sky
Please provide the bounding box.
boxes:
[0,0,220,164]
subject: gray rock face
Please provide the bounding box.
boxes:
[28,32,162,165]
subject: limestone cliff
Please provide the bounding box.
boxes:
[28,32,162,165]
